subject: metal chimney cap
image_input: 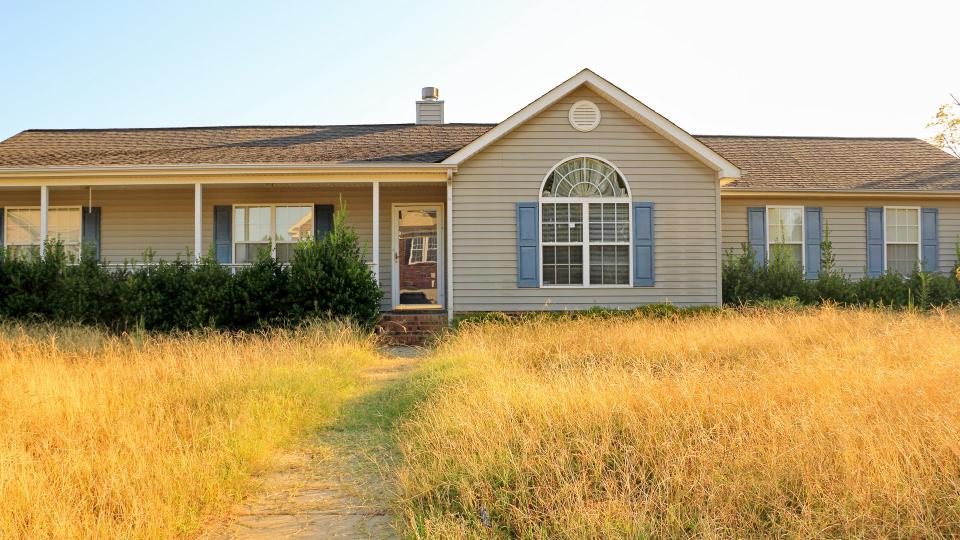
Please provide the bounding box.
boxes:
[421,86,440,101]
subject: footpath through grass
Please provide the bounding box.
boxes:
[0,323,377,539]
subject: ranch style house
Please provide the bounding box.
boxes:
[1,69,959,321]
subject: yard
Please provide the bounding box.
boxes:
[2,308,959,538]
[0,324,378,538]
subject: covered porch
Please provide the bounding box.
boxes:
[0,169,454,316]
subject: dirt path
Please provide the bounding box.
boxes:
[203,347,423,539]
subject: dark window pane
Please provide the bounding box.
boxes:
[543,246,555,264]
[571,265,583,284]
[543,266,555,285]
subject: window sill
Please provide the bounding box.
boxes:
[540,284,636,289]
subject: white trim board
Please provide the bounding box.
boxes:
[882,205,922,274]
[391,203,445,310]
[442,68,741,181]
[765,205,806,271]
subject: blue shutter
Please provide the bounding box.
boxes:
[747,207,767,266]
[81,207,101,261]
[866,208,884,277]
[633,202,655,286]
[804,207,822,280]
[314,204,334,239]
[516,202,539,287]
[213,205,232,263]
[921,208,939,273]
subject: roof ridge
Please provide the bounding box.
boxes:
[695,134,921,141]
[15,129,921,141]
[19,123,498,133]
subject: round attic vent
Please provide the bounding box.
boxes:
[568,100,601,132]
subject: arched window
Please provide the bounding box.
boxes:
[539,156,632,286]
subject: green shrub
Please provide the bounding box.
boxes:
[812,225,856,304]
[229,254,290,329]
[721,230,960,309]
[721,243,812,304]
[763,243,812,302]
[287,208,382,330]
[0,207,381,332]
[55,244,120,325]
[722,244,762,305]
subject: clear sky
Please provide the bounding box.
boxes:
[1,0,957,142]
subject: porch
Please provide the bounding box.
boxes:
[0,177,453,315]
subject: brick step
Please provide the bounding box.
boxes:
[377,312,448,346]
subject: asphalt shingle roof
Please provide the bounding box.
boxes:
[0,124,495,167]
[1,125,959,192]
[699,135,960,192]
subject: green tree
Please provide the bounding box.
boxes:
[928,94,960,159]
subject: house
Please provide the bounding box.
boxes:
[1,69,959,321]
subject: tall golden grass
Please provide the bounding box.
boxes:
[0,324,377,539]
[398,308,960,538]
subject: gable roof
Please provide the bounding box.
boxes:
[442,68,742,180]
[1,70,958,193]
[0,124,493,168]
[700,135,960,192]
[2,126,957,193]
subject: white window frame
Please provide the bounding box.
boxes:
[407,234,437,265]
[391,203,445,309]
[538,155,633,288]
[231,203,314,264]
[3,206,83,258]
[765,205,805,270]
[883,206,921,275]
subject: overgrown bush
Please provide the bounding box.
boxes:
[0,208,381,331]
[722,225,960,308]
[288,209,382,329]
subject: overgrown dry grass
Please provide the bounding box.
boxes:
[398,308,960,538]
[0,323,377,539]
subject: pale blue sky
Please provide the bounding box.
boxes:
[1,0,958,142]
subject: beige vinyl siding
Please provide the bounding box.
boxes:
[0,187,195,261]
[204,184,447,311]
[451,87,721,311]
[416,102,444,125]
[1,184,446,310]
[721,197,960,278]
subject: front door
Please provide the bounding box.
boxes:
[392,204,444,309]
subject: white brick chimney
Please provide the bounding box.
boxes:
[416,87,444,125]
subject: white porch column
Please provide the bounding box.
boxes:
[446,179,454,322]
[39,185,49,258]
[194,183,202,262]
[371,181,380,283]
